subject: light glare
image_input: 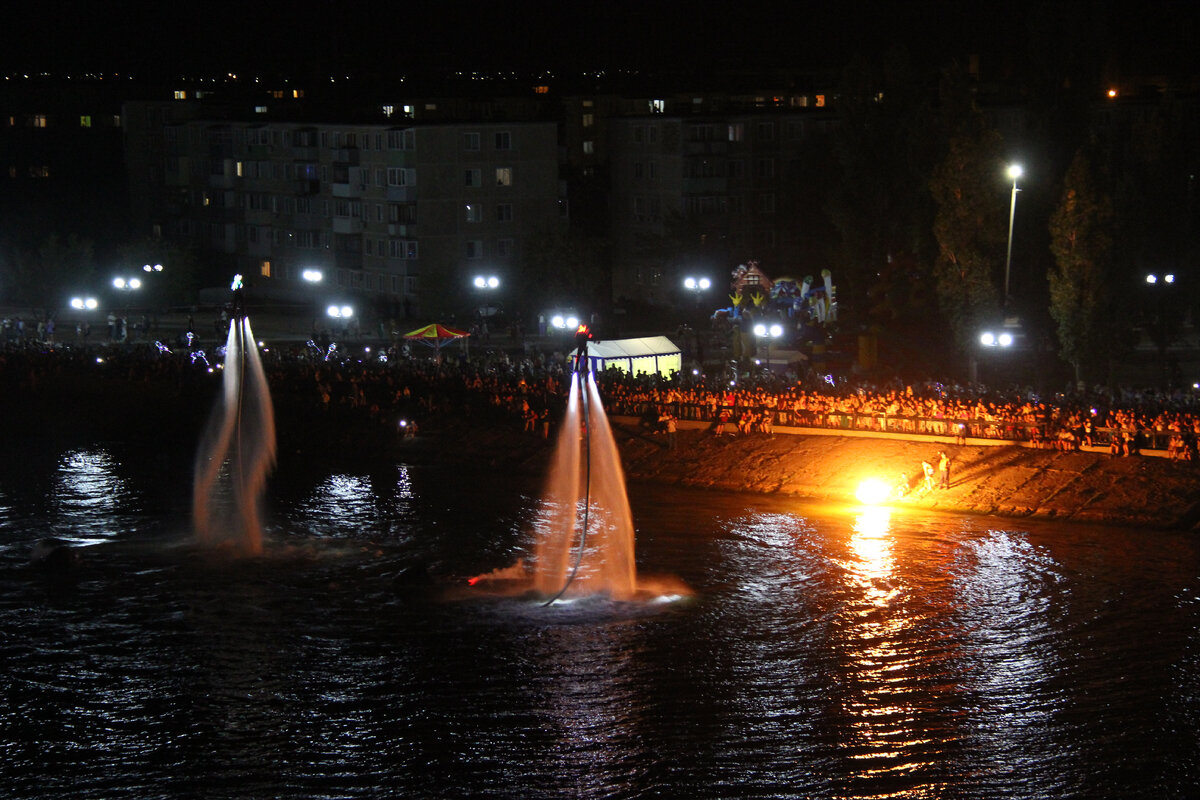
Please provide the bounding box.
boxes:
[856,478,891,506]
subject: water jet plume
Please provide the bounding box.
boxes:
[193,290,276,555]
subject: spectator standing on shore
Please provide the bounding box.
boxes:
[938,450,951,489]
[922,460,935,492]
[666,413,678,450]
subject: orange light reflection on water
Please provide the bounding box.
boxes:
[837,506,940,792]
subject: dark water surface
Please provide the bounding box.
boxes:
[2,441,1198,799]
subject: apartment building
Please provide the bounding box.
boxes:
[125,104,562,318]
[607,107,839,305]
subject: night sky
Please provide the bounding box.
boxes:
[5,1,1196,82]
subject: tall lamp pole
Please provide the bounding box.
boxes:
[1004,163,1023,307]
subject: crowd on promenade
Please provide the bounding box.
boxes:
[3,333,1200,461]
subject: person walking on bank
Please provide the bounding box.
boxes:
[938,450,951,489]
[666,413,678,450]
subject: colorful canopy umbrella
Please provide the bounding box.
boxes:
[403,323,471,349]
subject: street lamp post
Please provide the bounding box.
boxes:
[753,322,784,372]
[1145,273,1177,387]
[683,276,711,303]
[1004,163,1023,306]
[327,304,354,337]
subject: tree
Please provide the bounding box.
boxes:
[519,227,609,320]
[7,233,96,316]
[1048,149,1114,386]
[827,47,937,323]
[113,238,203,309]
[928,64,1007,355]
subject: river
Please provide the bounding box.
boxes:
[1,439,1198,799]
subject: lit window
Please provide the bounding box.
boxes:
[260,260,271,277]
[582,140,594,154]
[382,105,395,117]
[534,85,549,94]
[649,99,665,113]
[174,90,187,100]
[582,113,594,127]
[79,115,91,128]
[815,95,826,107]
[495,167,512,187]
[32,115,47,128]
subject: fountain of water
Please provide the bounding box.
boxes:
[530,367,638,602]
[192,275,277,555]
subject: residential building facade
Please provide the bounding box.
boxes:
[124,103,562,318]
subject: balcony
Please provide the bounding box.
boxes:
[386,185,415,202]
[332,181,365,198]
[333,147,360,166]
[682,177,728,194]
[685,141,729,155]
[334,251,364,270]
[332,217,364,234]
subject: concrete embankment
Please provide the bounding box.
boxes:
[604,419,1200,530]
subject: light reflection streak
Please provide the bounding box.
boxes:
[291,467,417,539]
[50,448,132,542]
[835,507,935,792]
[952,529,1064,776]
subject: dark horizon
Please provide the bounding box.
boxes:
[7,1,1197,85]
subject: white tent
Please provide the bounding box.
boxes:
[584,336,681,378]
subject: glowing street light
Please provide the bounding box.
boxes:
[302,268,324,283]
[327,304,354,319]
[70,296,98,311]
[473,275,500,290]
[1146,273,1175,284]
[112,276,142,291]
[979,330,1013,347]
[551,313,579,330]
[683,276,711,293]
[142,263,164,273]
[753,321,784,369]
[1004,163,1023,305]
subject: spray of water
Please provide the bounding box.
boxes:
[192,313,276,555]
[531,371,637,601]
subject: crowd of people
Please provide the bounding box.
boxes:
[3,332,1200,461]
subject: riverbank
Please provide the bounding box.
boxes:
[418,416,1200,531]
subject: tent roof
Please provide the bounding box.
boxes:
[587,336,679,359]
[403,323,470,340]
